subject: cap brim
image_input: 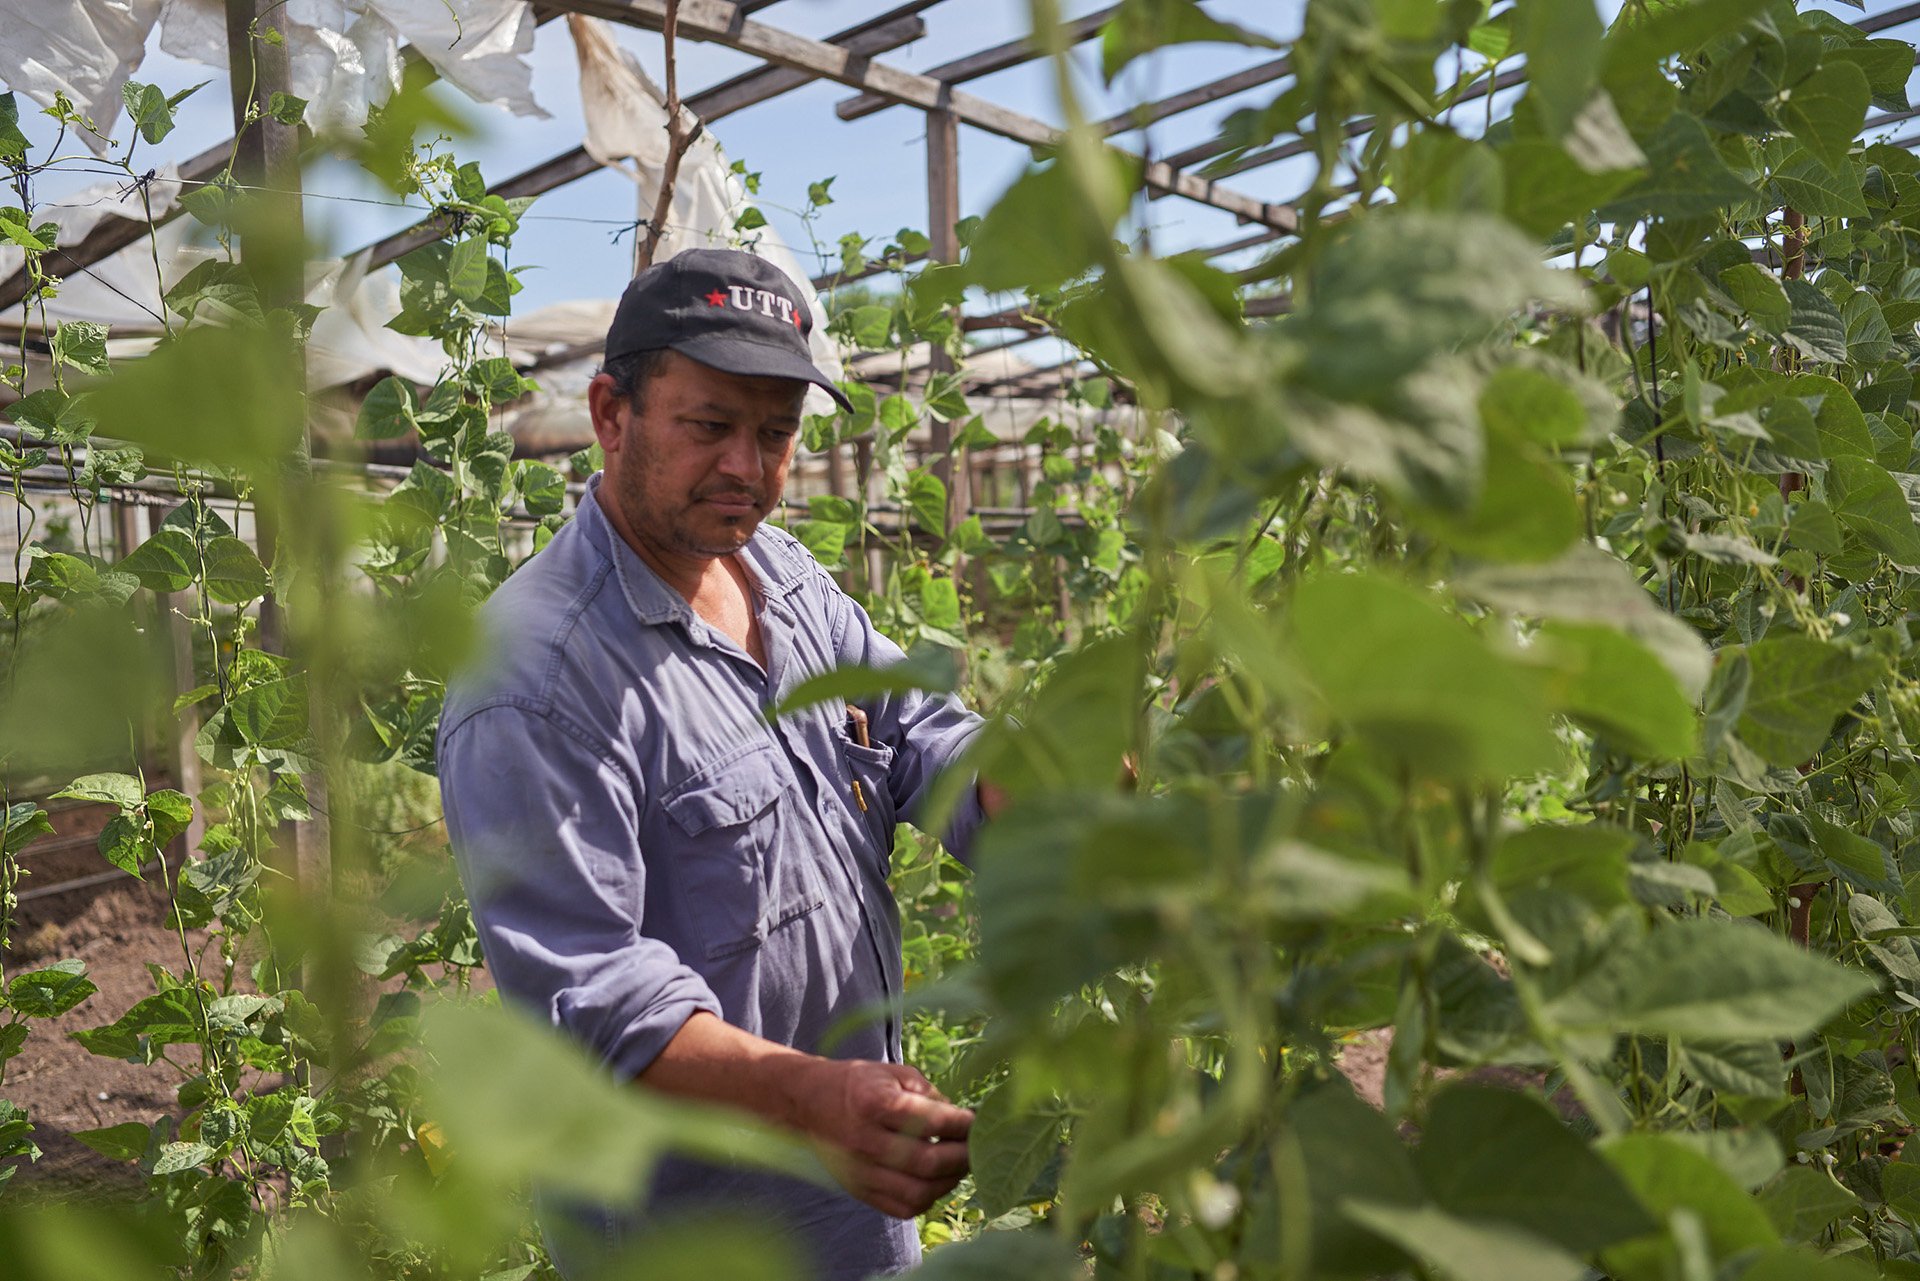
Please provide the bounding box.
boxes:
[671,334,854,413]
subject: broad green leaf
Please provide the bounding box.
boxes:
[1720,263,1790,331]
[69,1121,151,1162]
[1290,1084,1422,1274]
[1414,1086,1656,1251]
[1738,1247,1882,1281]
[905,470,947,536]
[913,1230,1080,1280]
[1782,279,1849,364]
[1735,633,1876,765]
[1514,0,1604,138]
[52,321,110,377]
[95,813,151,877]
[201,536,270,605]
[70,988,200,1061]
[150,1141,214,1174]
[2,803,53,855]
[52,772,142,809]
[1478,364,1588,446]
[1290,573,1560,781]
[29,552,139,605]
[120,81,178,145]
[227,676,308,747]
[1827,456,1920,563]
[1788,499,1843,555]
[1411,427,1582,563]
[5,387,97,444]
[1599,113,1754,219]
[117,527,197,594]
[771,647,956,717]
[1601,1134,1779,1274]
[1673,1039,1786,1097]
[146,789,192,846]
[1808,816,1899,895]
[1458,544,1711,696]
[1296,212,1581,400]
[1492,823,1634,909]
[356,375,419,441]
[7,959,96,1019]
[963,152,1134,293]
[1756,1165,1859,1242]
[265,90,306,126]
[1341,1200,1586,1281]
[86,324,302,468]
[1849,893,1920,984]
[1538,622,1698,759]
[509,460,563,518]
[1498,139,1640,238]
[0,92,26,161]
[1544,917,1877,1039]
[1781,61,1869,172]
[1770,150,1870,219]
[162,259,262,326]
[447,236,489,304]
[1791,374,1874,460]
[1827,39,1913,112]
[969,1086,1062,1218]
[1101,0,1279,82]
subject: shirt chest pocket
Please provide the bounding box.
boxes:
[660,741,824,960]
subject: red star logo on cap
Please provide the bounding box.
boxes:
[791,307,804,329]
[705,290,727,306]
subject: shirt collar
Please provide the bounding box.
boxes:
[580,472,802,628]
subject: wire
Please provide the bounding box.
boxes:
[27,162,759,233]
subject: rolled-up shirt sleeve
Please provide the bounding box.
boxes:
[830,589,989,862]
[438,703,721,1079]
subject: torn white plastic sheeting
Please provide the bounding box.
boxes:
[0,173,445,389]
[0,0,545,150]
[0,168,198,329]
[567,15,845,414]
[159,0,546,128]
[0,0,161,155]
[306,253,447,389]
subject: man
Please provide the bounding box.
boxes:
[437,248,994,1279]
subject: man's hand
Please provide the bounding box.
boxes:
[639,1013,972,1219]
[790,1058,973,1219]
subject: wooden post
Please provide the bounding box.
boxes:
[113,498,161,782]
[226,1,329,911]
[825,441,847,499]
[153,505,205,864]
[926,108,964,530]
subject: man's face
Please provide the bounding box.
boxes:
[590,350,806,560]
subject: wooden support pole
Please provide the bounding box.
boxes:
[926,108,962,532]
[153,505,205,862]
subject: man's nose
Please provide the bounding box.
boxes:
[715,429,763,483]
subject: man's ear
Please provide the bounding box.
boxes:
[587,372,626,453]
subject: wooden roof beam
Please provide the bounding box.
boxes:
[359,6,930,269]
[835,4,1121,123]
[546,0,1298,231]
[1093,57,1289,137]
[1152,64,1526,198]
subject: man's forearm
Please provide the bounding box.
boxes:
[637,1009,814,1131]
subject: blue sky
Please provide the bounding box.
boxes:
[11,0,1915,315]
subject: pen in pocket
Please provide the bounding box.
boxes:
[844,704,870,812]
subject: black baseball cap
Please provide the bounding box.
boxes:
[604,248,852,411]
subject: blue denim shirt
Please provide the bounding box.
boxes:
[438,475,985,1279]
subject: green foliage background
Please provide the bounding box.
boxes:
[7,0,1920,1277]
